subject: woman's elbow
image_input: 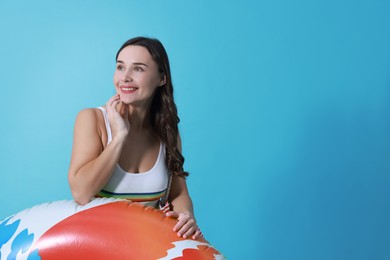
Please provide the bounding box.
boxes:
[68,178,93,205]
[71,189,93,205]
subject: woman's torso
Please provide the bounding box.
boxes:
[95,107,169,208]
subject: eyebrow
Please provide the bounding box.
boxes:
[116,60,149,67]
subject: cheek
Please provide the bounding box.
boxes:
[145,75,162,88]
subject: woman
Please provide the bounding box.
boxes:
[68,37,201,240]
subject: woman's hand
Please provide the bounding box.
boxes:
[105,94,130,140]
[166,211,202,239]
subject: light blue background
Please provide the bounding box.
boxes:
[1,0,389,259]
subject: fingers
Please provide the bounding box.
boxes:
[105,95,130,139]
[106,95,121,114]
[165,211,179,218]
[106,94,119,107]
[106,95,121,124]
[106,94,128,118]
[178,222,197,239]
[192,229,203,240]
[174,215,194,233]
[166,211,199,239]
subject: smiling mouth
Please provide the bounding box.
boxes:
[120,86,138,93]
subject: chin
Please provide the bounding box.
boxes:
[120,99,132,105]
[119,95,133,104]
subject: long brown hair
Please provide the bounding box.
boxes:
[116,37,188,177]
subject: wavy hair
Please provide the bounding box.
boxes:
[116,37,188,177]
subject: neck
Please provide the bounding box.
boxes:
[118,102,152,131]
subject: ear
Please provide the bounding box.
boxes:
[159,74,166,86]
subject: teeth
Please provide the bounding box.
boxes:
[122,87,136,91]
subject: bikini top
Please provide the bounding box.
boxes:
[95,107,169,208]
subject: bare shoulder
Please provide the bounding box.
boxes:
[74,108,107,142]
[75,108,105,127]
[75,108,99,122]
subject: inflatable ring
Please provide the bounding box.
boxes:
[0,198,224,259]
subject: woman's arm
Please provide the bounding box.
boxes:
[169,175,194,215]
[167,175,202,239]
[166,135,202,239]
[68,95,129,205]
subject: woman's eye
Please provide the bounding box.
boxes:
[117,65,124,71]
[134,66,144,72]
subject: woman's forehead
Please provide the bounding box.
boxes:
[117,45,154,64]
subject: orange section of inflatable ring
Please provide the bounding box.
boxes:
[32,201,221,259]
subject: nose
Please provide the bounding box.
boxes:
[122,69,133,82]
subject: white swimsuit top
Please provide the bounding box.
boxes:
[96,107,169,208]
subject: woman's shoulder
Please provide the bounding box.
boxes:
[74,108,106,130]
[74,107,107,144]
[76,108,101,121]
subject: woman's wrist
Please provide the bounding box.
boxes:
[111,132,128,146]
[176,209,194,218]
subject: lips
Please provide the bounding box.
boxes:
[120,86,138,94]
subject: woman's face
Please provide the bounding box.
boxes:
[113,45,165,106]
